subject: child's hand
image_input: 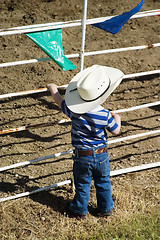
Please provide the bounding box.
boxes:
[110,111,117,118]
[110,111,121,134]
[46,83,58,94]
[111,112,121,123]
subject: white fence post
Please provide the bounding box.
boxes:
[80,0,88,71]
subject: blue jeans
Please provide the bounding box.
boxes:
[70,147,114,216]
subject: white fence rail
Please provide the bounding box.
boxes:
[1,43,160,68]
[0,10,159,36]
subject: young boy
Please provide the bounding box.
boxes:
[47,65,123,219]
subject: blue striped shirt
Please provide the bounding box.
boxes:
[61,100,118,149]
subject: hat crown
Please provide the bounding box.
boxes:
[77,67,110,101]
[65,65,124,114]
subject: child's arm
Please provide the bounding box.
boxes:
[110,112,121,135]
[47,83,63,109]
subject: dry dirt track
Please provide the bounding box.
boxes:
[0,0,160,239]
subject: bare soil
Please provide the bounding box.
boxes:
[0,0,160,239]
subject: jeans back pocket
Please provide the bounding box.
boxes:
[73,160,90,178]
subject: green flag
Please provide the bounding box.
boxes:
[26,29,76,71]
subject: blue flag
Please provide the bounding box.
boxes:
[92,0,143,34]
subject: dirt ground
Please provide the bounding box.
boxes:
[0,0,160,239]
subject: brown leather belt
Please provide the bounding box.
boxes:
[74,146,107,157]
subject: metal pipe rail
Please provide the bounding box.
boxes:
[0,43,159,68]
[0,9,159,36]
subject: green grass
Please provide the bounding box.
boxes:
[88,211,160,240]
[1,206,160,240]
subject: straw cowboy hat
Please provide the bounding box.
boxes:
[65,65,124,114]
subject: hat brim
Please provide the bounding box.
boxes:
[65,65,124,114]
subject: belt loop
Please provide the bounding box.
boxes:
[76,149,79,158]
[93,147,96,158]
[74,149,79,158]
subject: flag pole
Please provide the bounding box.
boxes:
[80,0,88,71]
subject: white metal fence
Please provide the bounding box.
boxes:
[0,2,159,202]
